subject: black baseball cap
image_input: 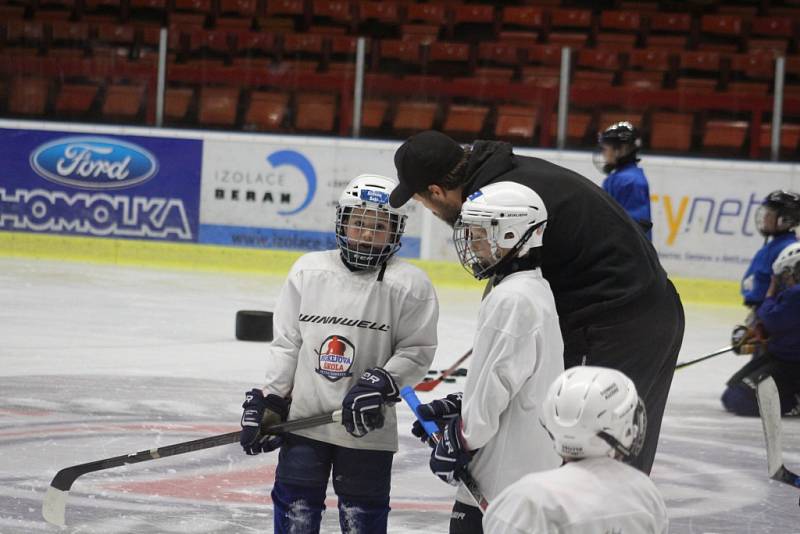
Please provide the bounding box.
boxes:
[390,130,465,208]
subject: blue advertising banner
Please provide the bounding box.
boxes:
[0,129,202,242]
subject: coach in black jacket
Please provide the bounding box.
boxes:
[390,130,684,476]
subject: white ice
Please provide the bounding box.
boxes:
[1,257,799,533]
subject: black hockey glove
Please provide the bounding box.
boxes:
[429,416,473,486]
[240,388,290,455]
[342,367,400,438]
[411,392,463,445]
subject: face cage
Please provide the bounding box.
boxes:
[453,221,502,279]
[335,206,405,271]
[453,219,540,280]
[597,398,648,460]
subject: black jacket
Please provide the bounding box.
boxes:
[463,141,667,330]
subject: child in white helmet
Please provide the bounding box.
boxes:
[238,174,438,534]
[411,180,564,533]
[484,366,668,534]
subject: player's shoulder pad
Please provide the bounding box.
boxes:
[381,258,436,299]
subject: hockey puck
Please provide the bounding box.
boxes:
[422,377,434,382]
[235,310,273,342]
[443,377,456,383]
[427,369,438,375]
[451,368,468,377]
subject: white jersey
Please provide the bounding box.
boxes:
[262,250,438,452]
[457,268,564,505]
[483,457,668,534]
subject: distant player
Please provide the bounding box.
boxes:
[484,366,668,534]
[238,174,438,534]
[412,181,564,534]
[594,121,652,240]
[740,190,799,310]
[723,242,800,417]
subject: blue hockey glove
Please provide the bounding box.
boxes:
[430,416,473,486]
[411,392,462,445]
[240,388,290,455]
[342,367,399,437]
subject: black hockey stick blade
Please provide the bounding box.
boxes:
[42,410,342,526]
[675,346,733,370]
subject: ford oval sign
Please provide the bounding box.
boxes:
[29,136,159,190]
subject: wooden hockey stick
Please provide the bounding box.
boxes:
[415,349,473,392]
[401,386,489,512]
[675,346,733,370]
[755,376,800,502]
[42,410,342,527]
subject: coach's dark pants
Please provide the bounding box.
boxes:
[562,279,685,474]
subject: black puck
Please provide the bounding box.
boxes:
[443,377,456,383]
[235,310,274,342]
[427,369,438,375]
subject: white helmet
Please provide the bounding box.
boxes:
[453,181,547,280]
[541,366,647,461]
[336,174,407,271]
[773,242,800,277]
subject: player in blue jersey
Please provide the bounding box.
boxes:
[740,190,800,309]
[723,242,800,416]
[594,121,652,240]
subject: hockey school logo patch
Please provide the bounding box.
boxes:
[315,335,355,382]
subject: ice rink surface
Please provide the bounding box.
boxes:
[1,257,799,533]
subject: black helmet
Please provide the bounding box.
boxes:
[599,121,641,148]
[594,121,642,174]
[761,190,800,233]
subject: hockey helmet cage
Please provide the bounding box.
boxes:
[454,181,547,280]
[336,174,407,271]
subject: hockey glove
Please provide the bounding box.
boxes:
[731,324,765,355]
[429,416,473,486]
[240,388,290,455]
[411,392,463,445]
[342,367,400,438]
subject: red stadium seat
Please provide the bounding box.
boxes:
[443,104,489,138]
[357,1,399,37]
[702,119,748,151]
[549,111,592,142]
[360,98,389,130]
[427,41,472,78]
[725,81,769,95]
[494,105,538,142]
[243,91,289,131]
[650,112,693,151]
[9,77,50,116]
[311,0,353,33]
[500,6,544,34]
[376,39,422,74]
[165,87,194,122]
[646,12,691,49]
[294,92,337,132]
[393,100,438,132]
[628,48,674,73]
[478,42,523,70]
[101,84,146,120]
[199,86,240,127]
[621,71,664,89]
[451,4,496,41]
[55,84,98,115]
[576,49,620,72]
[282,32,325,62]
[760,123,800,154]
[596,10,641,50]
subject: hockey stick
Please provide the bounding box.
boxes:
[42,410,342,526]
[415,348,473,392]
[755,376,800,501]
[401,386,489,512]
[674,346,733,370]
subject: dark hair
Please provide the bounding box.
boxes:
[422,148,472,193]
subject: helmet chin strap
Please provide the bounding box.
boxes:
[484,221,545,284]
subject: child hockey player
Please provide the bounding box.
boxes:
[239,174,438,534]
[723,242,800,416]
[484,366,668,534]
[412,181,564,534]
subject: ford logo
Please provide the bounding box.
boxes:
[29,136,159,190]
